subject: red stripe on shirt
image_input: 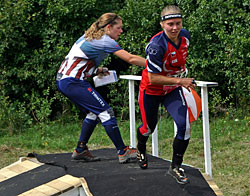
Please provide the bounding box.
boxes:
[66,58,82,75]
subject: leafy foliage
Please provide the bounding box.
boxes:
[184,0,250,110]
[0,0,249,132]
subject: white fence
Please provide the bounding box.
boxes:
[120,75,218,178]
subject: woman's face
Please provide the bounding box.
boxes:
[106,20,123,40]
[161,18,182,41]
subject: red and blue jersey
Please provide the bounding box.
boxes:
[140,29,190,95]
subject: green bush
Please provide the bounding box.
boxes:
[0,0,249,132]
[0,96,32,135]
[185,0,250,113]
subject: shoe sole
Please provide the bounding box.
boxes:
[72,157,101,162]
[167,170,189,185]
[138,162,148,169]
[119,156,137,164]
[137,153,148,169]
[72,152,101,162]
[137,157,148,169]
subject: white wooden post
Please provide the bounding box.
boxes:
[120,75,141,148]
[197,81,218,178]
[201,86,212,177]
[128,79,136,148]
[152,126,159,157]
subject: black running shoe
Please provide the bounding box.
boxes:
[137,151,148,169]
[72,147,100,162]
[168,166,189,184]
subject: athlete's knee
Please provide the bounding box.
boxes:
[98,108,117,125]
[176,130,190,140]
[139,124,156,136]
[84,115,100,126]
[86,112,98,121]
[175,122,191,140]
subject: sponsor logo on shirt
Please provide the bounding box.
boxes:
[172,59,178,63]
[148,47,158,55]
[171,52,176,56]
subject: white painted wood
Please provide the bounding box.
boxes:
[201,87,213,178]
[128,80,136,148]
[152,125,158,157]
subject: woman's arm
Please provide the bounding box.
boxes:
[114,49,146,67]
[148,72,196,90]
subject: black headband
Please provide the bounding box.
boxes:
[99,15,118,29]
[161,14,182,21]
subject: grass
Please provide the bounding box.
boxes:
[0,114,249,196]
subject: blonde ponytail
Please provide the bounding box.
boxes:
[84,13,122,40]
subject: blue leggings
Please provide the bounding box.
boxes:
[57,77,126,151]
[138,87,190,140]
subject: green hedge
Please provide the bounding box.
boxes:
[0,0,249,132]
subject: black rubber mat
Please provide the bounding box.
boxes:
[0,148,217,196]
